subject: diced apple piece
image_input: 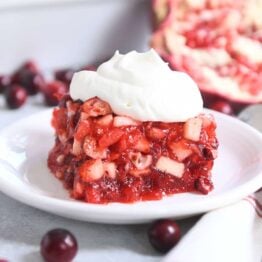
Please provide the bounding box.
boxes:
[147,127,167,140]
[79,159,104,182]
[72,139,82,156]
[96,114,113,126]
[155,156,185,178]
[168,141,192,161]
[83,135,107,159]
[113,116,141,127]
[104,162,117,179]
[184,117,203,141]
[129,152,153,170]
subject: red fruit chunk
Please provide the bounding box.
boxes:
[210,101,234,115]
[0,75,11,93]
[195,176,213,194]
[43,81,67,106]
[99,128,124,148]
[74,120,91,141]
[40,228,78,262]
[5,85,27,109]
[148,219,181,253]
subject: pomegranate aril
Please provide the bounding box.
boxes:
[0,75,11,93]
[5,85,27,109]
[40,228,78,262]
[43,81,67,106]
[148,219,181,253]
[210,101,234,115]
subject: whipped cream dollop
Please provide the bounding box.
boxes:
[70,49,203,122]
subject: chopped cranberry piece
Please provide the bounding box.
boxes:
[40,228,78,262]
[5,85,27,109]
[148,219,181,253]
[0,75,11,93]
[43,81,68,106]
[195,176,213,194]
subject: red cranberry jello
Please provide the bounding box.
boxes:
[151,0,262,112]
[48,50,218,204]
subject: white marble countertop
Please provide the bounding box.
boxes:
[0,97,199,262]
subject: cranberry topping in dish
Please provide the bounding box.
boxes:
[48,50,218,204]
[151,0,262,112]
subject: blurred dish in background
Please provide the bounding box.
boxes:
[151,0,262,115]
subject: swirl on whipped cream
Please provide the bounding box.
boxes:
[70,49,203,122]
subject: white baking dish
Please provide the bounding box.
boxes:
[0,0,151,73]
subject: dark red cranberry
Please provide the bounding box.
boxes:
[148,219,181,253]
[40,228,78,262]
[22,60,39,73]
[55,69,74,86]
[0,259,8,262]
[12,63,45,95]
[0,75,11,93]
[195,176,213,194]
[210,101,234,115]
[5,85,27,109]
[43,81,67,106]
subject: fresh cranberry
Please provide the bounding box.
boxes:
[12,62,45,95]
[22,60,39,73]
[148,219,181,253]
[55,69,74,86]
[0,259,8,262]
[0,75,11,93]
[40,228,78,262]
[43,81,68,106]
[210,101,234,115]
[5,85,27,109]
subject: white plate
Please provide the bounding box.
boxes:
[0,109,261,224]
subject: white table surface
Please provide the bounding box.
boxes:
[0,97,200,262]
